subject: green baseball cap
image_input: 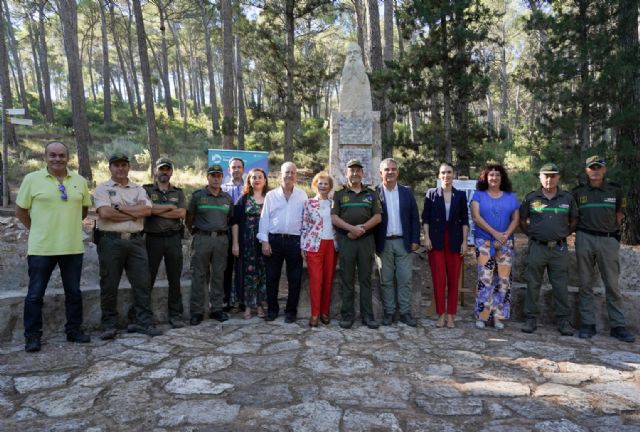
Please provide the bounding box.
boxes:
[585,155,606,168]
[207,164,224,174]
[539,162,559,174]
[346,159,363,168]
[155,157,174,169]
[109,152,130,164]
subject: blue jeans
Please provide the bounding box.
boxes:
[24,254,84,337]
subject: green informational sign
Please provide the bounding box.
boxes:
[207,149,269,183]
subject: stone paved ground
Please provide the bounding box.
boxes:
[1,313,639,431]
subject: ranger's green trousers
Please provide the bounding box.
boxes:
[523,241,570,320]
[338,233,375,320]
[190,233,228,316]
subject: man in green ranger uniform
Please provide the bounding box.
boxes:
[186,164,234,325]
[143,158,186,329]
[520,163,577,336]
[331,159,382,329]
[573,155,634,343]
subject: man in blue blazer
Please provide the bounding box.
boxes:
[375,158,421,326]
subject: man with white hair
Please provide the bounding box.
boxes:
[258,162,307,323]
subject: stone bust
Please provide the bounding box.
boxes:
[339,42,372,112]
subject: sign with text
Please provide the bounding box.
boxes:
[207,149,269,183]
[338,118,373,144]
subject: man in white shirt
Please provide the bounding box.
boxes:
[258,162,307,322]
[374,158,420,327]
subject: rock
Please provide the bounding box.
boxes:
[229,383,292,407]
[109,348,170,366]
[322,376,410,409]
[584,382,640,405]
[415,398,483,415]
[72,360,142,387]
[512,341,576,361]
[14,373,71,394]
[533,419,588,432]
[406,418,463,432]
[446,350,485,370]
[157,400,240,426]
[98,380,155,424]
[342,409,403,431]
[261,339,301,354]
[180,354,233,377]
[244,400,342,432]
[501,398,568,419]
[457,380,531,397]
[216,341,262,354]
[164,378,233,395]
[23,385,103,417]
[487,402,513,419]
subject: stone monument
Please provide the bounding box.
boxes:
[329,42,381,186]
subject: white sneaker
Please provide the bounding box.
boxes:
[494,320,505,330]
[475,320,486,329]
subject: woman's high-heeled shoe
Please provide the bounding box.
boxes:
[436,314,446,328]
[309,316,319,327]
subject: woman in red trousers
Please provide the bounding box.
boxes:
[422,163,469,328]
[301,172,337,327]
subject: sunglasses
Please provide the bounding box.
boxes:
[58,184,68,201]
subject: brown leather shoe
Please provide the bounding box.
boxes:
[320,314,330,325]
[309,316,319,327]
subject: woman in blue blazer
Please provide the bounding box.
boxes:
[422,163,469,328]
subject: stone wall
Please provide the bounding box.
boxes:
[2,215,640,341]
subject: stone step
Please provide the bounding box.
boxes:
[2,260,639,342]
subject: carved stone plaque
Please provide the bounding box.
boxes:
[339,148,373,185]
[338,118,373,145]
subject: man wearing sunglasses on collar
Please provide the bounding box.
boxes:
[573,155,635,343]
[16,141,93,352]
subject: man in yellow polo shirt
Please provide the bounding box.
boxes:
[16,141,92,352]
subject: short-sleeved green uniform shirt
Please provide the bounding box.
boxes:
[520,188,578,242]
[331,186,382,234]
[187,188,233,231]
[572,181,626,233]
[16,168,92,255]
[143,183,186,233]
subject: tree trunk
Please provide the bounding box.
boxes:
[87,28,97,104]
[394,0,404,57]
[37,1,54,123]
[156,0,174,119]
[236,35,247,150]
[109,1,137,119]
[353,0,367,68]
[283,0,298,161]
[221,0,235,149]
[131,0,160,172]
[200,0,221,146]
[441,12,452,163]
[0,0,15,204]
[27,21,45,115]
[170,22,187,121]
[56,0,93,180]
[2,0,27,115]
[99,0,112,123]
[617,0,640,244]
[382,0,394,157]
[578,0,591,157]
[125,0,143,116]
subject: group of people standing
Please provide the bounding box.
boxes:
[16,141,635,352]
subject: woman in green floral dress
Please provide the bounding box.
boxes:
[232,168,269,319]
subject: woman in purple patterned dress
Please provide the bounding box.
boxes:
[471,164,520,330]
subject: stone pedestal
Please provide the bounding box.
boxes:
[329,111,381,186]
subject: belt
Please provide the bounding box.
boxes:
[386,235,403,240]
[269,233,300,239]
[578,228,620,239]
[195,229,228,237]
[99,231,144,240]
[145,230,181,238]
[530,237,566,247]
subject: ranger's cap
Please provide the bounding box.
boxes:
[346,159,363,168]
[207,164,224,174]
[109,152,130,164]
[586,155,606,168]
[539,162,559,174]
[156,157,174,169]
